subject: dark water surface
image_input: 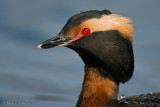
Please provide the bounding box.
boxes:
[0,0,160,107]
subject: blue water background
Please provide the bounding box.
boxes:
[0,0,160,107]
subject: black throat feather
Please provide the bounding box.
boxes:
[68,30,134,84]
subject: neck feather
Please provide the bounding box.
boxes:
[76,65,119,107]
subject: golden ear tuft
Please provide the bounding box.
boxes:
[81,14,135,41]
[66,14,135,41]
[106,14,135,41]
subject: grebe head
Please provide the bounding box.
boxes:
[38,10,134,84]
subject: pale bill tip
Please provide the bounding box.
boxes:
[37,44,42,48]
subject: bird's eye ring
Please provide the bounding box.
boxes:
[81,28,91,36]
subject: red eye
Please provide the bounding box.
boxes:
[81,28,91,36]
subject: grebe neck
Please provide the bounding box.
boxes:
[76,65,119,107]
